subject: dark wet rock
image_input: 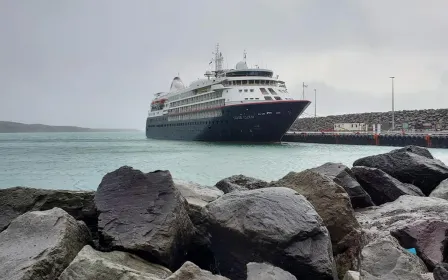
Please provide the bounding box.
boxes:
[214,174,269,194]
[355,195,448,245]
[343,271,360,280]
[352,166,423,205]
[273,170,362,278]
[166,261,230,280]
[309,162,374,208]
[94,166,194,270]
[430,179,448,200]
[246,262,297,280]
[0,207,91,280]
[434,263,448,280]
[360,235,428,280]
[0,186,97,234]
[204,187,336,280]
[390,220,448,270]
[59,244,172,280]
[392,145,434,159]
[353,148,448,195]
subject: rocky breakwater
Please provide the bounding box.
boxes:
[291,108,448,131]
[2,145,448,279]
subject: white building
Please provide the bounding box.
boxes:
[334,123,367,131]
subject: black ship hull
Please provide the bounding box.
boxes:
[146,100,310,142]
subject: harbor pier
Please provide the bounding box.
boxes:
[282,131,448,148]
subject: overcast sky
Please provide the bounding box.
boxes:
[1,0,447,129]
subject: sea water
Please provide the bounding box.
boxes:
[1,131,448,191]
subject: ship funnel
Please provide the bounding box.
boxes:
[170,77,185,92]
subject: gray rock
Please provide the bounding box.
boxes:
[392,145,434,159]
[214,174,269,194]
[0,186,96,233]
[434,263,448,280]
[309,162,374,208]
[353,148,448,195]
[343,271,360,280]
[390,220,448,270]
[204,187,336,280]
[246,262,297,280]
[59,245,172,280]
[352,166,423,205]
[355,195,448,244]
[174,181,223,222]
[360,235,428,280]
[94,166,194,270]
[166,261,229,280]
[273,170,362,279]
[430,179,448,200]
[422,273,435,280]
[174,181,223,273]
[0,207,90,280]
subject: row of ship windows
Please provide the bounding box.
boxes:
[168,99,225,114]
[148,120,229,128]
[223,80,283,87]
[170,91,222,108]
[168,109,222,121]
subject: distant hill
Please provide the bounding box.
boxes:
[0,121,140,133]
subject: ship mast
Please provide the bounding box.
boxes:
[212,43,223,73]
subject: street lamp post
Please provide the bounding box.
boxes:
[314,88,317,129]
[389,77,395,130]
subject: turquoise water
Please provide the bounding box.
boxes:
[1,132,448,191]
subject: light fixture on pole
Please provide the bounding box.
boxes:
[302,82,308,99]
[314,89,317,118]
[389,77,395,130]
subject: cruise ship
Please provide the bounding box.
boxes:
[146,45,310,142]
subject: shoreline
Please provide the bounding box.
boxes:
[1,145,448,279]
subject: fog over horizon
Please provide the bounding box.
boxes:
[1,0,447,129]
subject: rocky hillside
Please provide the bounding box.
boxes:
[291,108,448,131]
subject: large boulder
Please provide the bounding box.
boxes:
[353,147,448,195]
[59,245,172,280]
[434,263,448,280]
[390,220,448,270]
[352,166,423,205]
[94,166,194,270]
[355,195,448,244]
[392,145,434,159]
[246,262,297,280]
[309,162,374,208]
[204,187,336,280]
[273,170,362,278]
[166,261,229,280]
[360,235,428,280]
[0,207,90,280]
[214,175,269,194]
[430,179,448,200]
[0,186,96,233]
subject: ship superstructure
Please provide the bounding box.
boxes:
[146,44,310,142]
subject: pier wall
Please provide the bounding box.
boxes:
[282,132,448,149]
